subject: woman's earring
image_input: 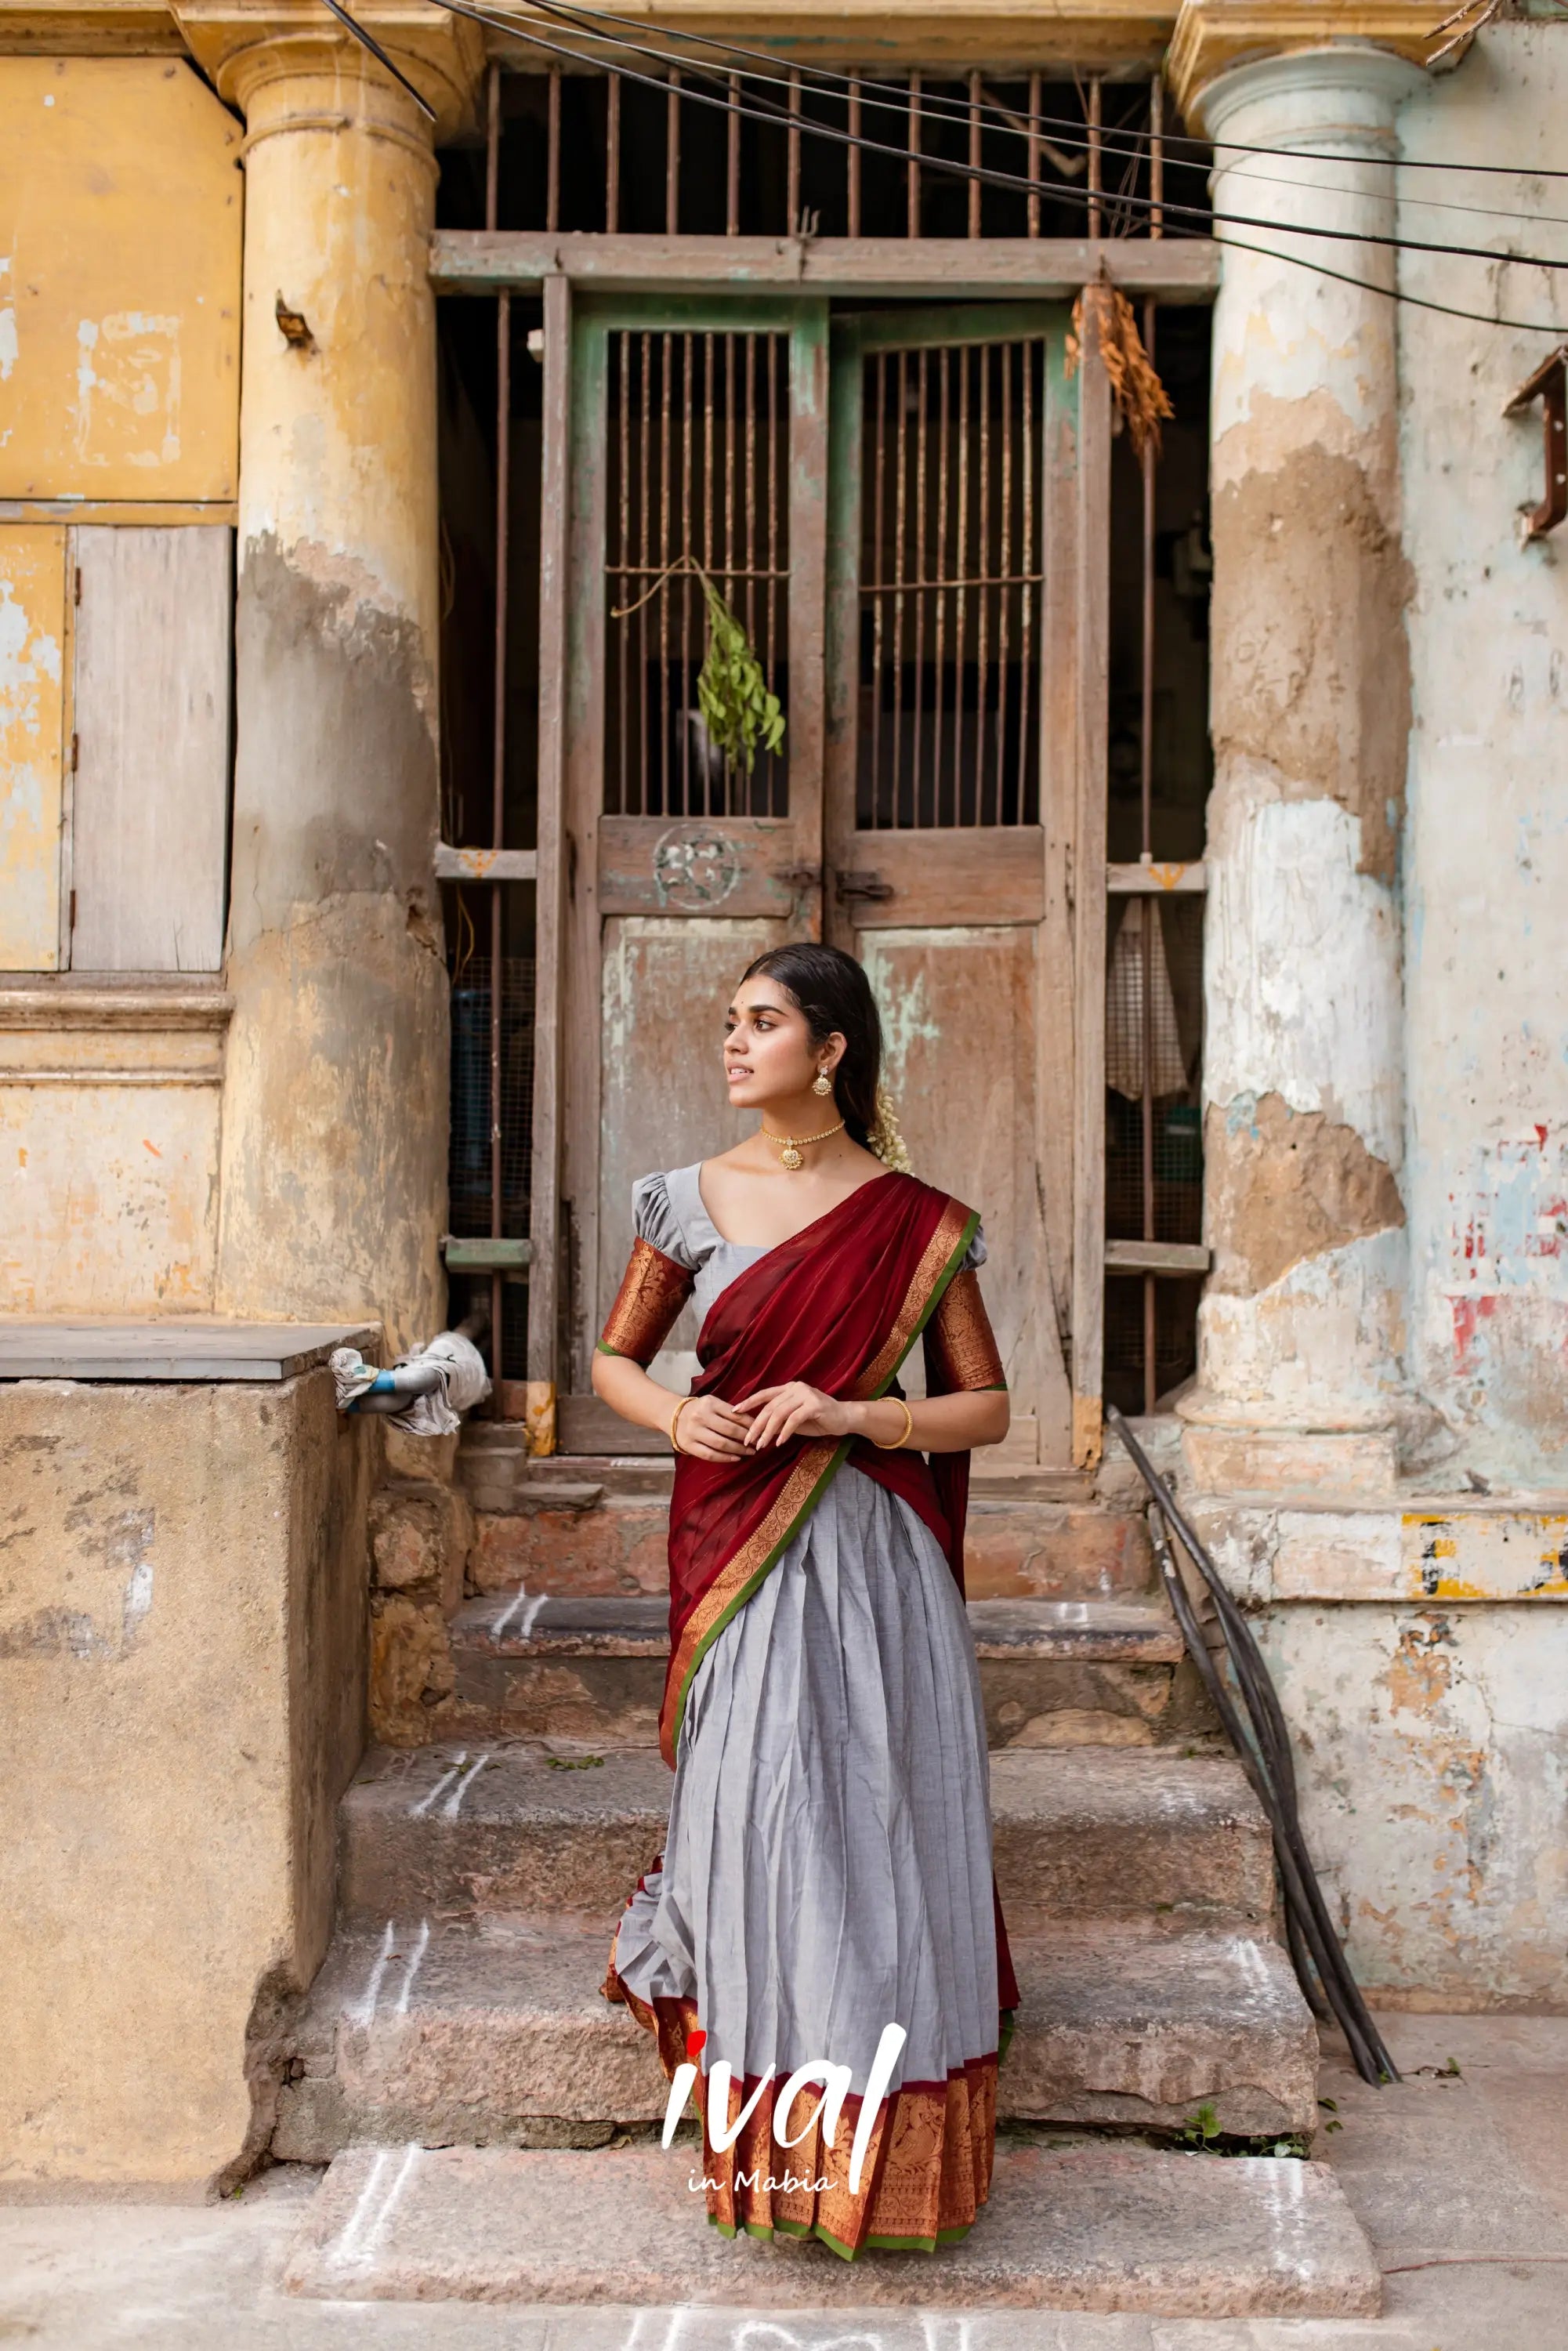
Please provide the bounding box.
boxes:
[812,1070,833,1098]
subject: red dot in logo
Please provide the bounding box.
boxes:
[685,2028,707,2060]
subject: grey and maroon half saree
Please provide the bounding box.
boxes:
[599,1164,1016,2259]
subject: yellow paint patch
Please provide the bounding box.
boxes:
[0,523,67,970]
[0,60,240,502]
[1402,1512,1568,1601]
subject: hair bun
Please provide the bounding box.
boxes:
[868,1085,912,1174]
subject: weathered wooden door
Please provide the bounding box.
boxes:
[824,308,1105,1471]
[559,299,829,1436]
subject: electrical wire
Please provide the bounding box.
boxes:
[424,0,1568,335]
[474,0,1568,183]
[446,0,1568,284]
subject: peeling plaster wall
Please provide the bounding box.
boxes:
[1194,53,1419,1437]
[214,62,447,1351]
[1397,25,1568,1484]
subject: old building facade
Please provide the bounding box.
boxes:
[2,0,1566,2216]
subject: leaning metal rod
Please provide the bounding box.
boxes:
[1147,1502,1385,2085]
[1105,1405,1401,2087]
[1123,1436,1396,2083]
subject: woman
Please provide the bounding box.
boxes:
[595,942,1016,2259]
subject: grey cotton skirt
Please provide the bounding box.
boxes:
[611,1458,999,2098]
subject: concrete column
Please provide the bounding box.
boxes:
[196,24,476,1352]
[1181,48,1422,1494]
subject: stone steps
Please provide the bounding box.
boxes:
[459,1452,1158,1606]
[280,2139,1381,2317]
[272,1913,1317,2163]
[436,1591,1215,1751]
[337,1741,1276,1935]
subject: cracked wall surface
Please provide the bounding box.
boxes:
[1395,24,1568,1486]
[0,1378,371,2186]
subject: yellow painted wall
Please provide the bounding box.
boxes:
[0,56,241,502]
[0,524,67,970]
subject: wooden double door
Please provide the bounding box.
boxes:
[555,295,1107,1469]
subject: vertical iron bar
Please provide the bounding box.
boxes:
[975,341,991,827]
[606,69,620,233]
[617,333,630,817]
[666,69,680,236]
[545,65,560,233]
[891,349,909,826]
[954,344,970,828]
[907,73,921,240]
[1150,76,1164,239]
[788,69,801,231]
[968,69,982,239]
[1088,76,1103,239]
[847,77,861,237]
[869,350,886,824]
[637,331,651,816]
[933,347,950,827]
[659,334,672,814]
[1141,298,1159,1411]
[726,73,741,234]
[912,346,929,828]
[744,335,758,811]
[699,331,714,812]
[680,332,693,817]
[1027,70,1041,239]
[1017,337,1036,820]
[487,61,509,1394]
[995,343,1013,821]
[766,335,780,817]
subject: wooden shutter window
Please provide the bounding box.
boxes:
[70,524,231,973]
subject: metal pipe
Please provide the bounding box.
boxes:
[546,65,560,233]
[666,67,680,235]
[1105,1406,1403,2089]
[1027,71,1041,239]
[907,71,921,240]
[606,68,620,231]
[788,68,801,231]
[968,69,982,239]
[726,72,741,234]
[847,78,861,237]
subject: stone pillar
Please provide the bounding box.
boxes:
[185,16,479,1352]
[1178,45,1423,1494]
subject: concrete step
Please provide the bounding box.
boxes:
[338,1743,1276,1934]
[440,1592,1213,1751]
[462,1460,1156,1607]
[271,1915,1317,2164]
[281,2139,1381,2317]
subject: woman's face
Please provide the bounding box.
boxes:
[723,977,842,1113]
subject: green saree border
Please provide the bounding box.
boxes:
[660,1201,981,1764]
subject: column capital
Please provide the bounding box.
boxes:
[1167,2,1446,128]
[173,0,485,143]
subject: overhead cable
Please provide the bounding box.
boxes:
[454,1,1568,282]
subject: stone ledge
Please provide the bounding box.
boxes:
[0,1316,378,1382]
[1184,1493,1568,1605]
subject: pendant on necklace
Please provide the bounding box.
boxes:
[780,1143,803,1172]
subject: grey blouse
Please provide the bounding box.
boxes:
[632,1162,987,1331]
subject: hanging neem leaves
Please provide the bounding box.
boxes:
[612,558,786,776]
[695,571,785,774]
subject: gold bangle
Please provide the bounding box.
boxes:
[668,1396,691,1455]
[870,1396,914,1451]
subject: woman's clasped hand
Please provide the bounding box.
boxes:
[672,1381,853,1459]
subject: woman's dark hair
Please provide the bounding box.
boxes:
[741,943,882,1148]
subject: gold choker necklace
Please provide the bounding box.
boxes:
[762,1118,846,1172]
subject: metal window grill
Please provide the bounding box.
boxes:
[485,69,1179,247]
[447,955,536,1241]
[603,328,791,819]
[857,339,1045,829]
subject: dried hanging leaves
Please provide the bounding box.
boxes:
[1066,277,1175,463]
[611,558,785,776]
[696,571,785,773]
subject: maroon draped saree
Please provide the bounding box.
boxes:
[597,1168,1019,2010]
